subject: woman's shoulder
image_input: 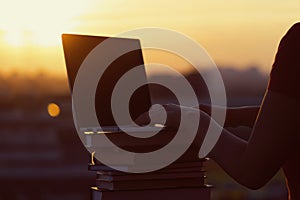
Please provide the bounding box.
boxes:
[268,22,300,101]
[290,22,300,31]
[284,22,300,44]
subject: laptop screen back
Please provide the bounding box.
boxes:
[62,34,152,127]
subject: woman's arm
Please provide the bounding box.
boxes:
[135,92,298,189]
[226,126,252,141]
[194,104,260,128]
[207,90,299,189]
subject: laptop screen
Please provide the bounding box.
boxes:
[62,34,152,127]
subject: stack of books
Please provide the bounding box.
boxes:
[88,130,212,200]
[89,159,211,200]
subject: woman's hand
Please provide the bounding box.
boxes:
[135,103,214,153]
[135,103,200,130]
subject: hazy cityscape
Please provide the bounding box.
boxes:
[0,66,287,199]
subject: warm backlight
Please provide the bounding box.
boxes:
[0,0,89,46]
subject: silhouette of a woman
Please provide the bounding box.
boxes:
[205,23,300,200]
[137,23,300,199]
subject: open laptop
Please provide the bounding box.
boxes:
[62,33,162,135]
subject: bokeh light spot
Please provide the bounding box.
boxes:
[47,103,60,117]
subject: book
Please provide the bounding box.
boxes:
[91,186,211,200]
[89,159,207,172]
[97,166,204,176]
[95,178,206,190]
[90,146,207,165]
[96,171,205,181]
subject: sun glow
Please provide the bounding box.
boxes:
[0,0,90,46]
[0,0,299,75]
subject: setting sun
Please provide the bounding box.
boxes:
[0,0,90,46]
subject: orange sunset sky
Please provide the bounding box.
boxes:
[0,0,299,77]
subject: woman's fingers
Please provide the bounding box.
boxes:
[135,104,168,126]
[135,112,151,126]
[135,104,176,126]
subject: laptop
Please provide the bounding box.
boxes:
[62,33,162,135]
